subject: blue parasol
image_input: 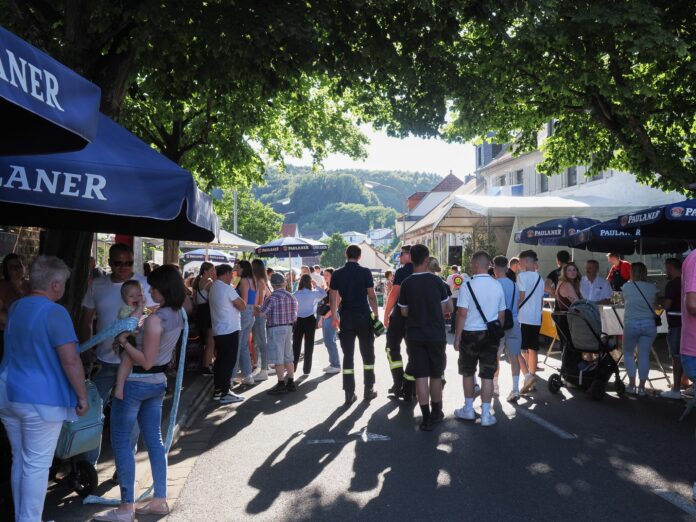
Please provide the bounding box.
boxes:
[515,216,601,246]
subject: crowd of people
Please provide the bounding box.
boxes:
[0,240,695,520]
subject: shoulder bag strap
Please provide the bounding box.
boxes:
[631,281,654,311]
[509,282,516,309]
[466,281,490,323]
[519,274,541,309]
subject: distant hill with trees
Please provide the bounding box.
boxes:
[253,166,441,236]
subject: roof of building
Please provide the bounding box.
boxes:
[404,179,481,236]
[430,173,464,192]
[342,230,367,236]
[281,223,298,237]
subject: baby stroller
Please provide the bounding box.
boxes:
[50,380,104,497]
[548,300,624,400]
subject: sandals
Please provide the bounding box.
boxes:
[135,500,170,515]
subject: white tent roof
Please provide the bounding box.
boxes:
[432,195,652,233]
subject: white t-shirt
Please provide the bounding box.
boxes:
[457,274,506,331]
[580,276,612,303]
[209,279,242,335]
[82,273,155,364]
[517,270,544,326]
[310,273,325,289]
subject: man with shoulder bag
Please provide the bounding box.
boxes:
[453,251,506,427]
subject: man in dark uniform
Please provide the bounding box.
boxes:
[330,245,380,405]
[382,245,414,399]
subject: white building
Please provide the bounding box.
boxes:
[367,228,395,248]
[342,231,370,244]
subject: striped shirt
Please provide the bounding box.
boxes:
[260,288,298,326]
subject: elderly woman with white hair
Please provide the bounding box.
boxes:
[0,256,89,522]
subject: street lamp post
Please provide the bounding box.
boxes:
[363,180,407,246]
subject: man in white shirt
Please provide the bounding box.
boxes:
[209,264,247,404]
[79,243,156,466]
[454,251,505,426]
[516,249,544,394]
[310,265,325,289]
[580,260,612,304]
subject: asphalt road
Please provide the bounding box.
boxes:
[165,327,696,522]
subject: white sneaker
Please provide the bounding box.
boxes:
[637,388,647,397]
[253,370,268,382]
[454,406,476,421]
[625,385,636,394]
[507,391,520,403]
[219,391,245,404]
[660,389,682,399]
[481,411,497,426]
[242,374,255,386]
[323,366,341,374]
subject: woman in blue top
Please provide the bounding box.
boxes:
[0,256,88,522]
[293,274,327,374]
[621,262,658,396]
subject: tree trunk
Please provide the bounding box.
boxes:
[163,239,180,265]
[41,230,94,327]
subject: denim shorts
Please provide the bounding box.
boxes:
[667,327,681,357]
[681,354,696,380]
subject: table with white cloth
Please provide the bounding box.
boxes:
[599,305,668,336]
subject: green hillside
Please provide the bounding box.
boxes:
[253,166,442,236]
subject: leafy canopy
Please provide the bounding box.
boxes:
[320,233,349,268]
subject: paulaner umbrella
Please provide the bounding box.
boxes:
[568,219,688,255]
[515,216,600,246]
[0,115,217,242]
[617,199,696,240]
[0,26,100,155]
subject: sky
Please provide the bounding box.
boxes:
[289,125,476,180]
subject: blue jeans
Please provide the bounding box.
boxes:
[322,318,340,368]
[252,315,268,371]
[233,306,255,377]
[83,361,139,466]
[111,380,167,504]
[623,319,657,382]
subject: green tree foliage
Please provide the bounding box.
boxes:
[302,203,398,236]
[439,1,696,194]
[215,191,283,245]
[320,233,349,268]
[254,166,440,235]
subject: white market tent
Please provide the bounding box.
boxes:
[430,194,668,276]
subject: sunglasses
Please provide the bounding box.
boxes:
[111,260,134,268]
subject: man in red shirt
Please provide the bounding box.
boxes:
[606,253,631,291]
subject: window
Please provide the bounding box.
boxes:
[514,169,524,185]
[497,174,506,186]
[477,146,483,167]
[538,173,548,193]
[566,166,577,187]
[586,169,603,182]
[547,120,556,137]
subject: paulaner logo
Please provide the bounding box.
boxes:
[599,229,631,237]
[0,165,107,200]
[624,210,661,225]
[0,47,64,111]
[533,229,562,237]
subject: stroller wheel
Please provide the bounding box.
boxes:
[614,379,626,397]
[589,380,605,401]
[69,460,98,498]
[548,374,562,394]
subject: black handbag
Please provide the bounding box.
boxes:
[503,283,516,330]
[632,282,662,327]
[466,281,505,341]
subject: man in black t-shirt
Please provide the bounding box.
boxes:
[398,244,451,430]
[661,258,684,399]
[544,250,570,295]
[330,244,380,405]
[382,245,414,398]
